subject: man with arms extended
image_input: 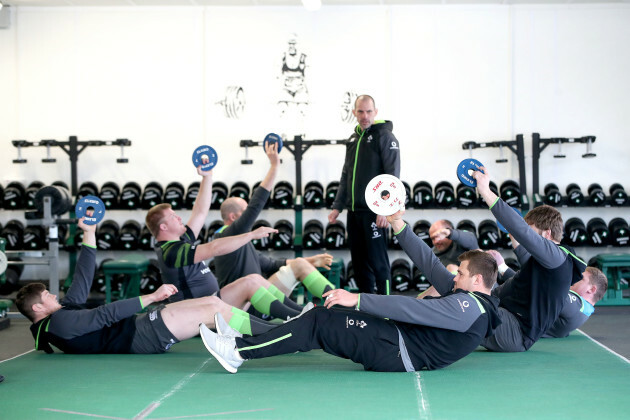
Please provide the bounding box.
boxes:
[199,210,501,374]
[214,142,336,303]
[329,94,400,294]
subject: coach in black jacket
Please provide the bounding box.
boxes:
[329,94,401,295]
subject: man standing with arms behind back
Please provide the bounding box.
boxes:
[329,95,401,294]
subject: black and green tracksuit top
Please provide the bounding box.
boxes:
[332,120,401,213]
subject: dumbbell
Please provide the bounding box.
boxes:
[25,181,45,210]
[251,220,271,250]
[564,217,588,247]
[3,181,26,209]
[389,220,409,250]
[34,184,73,216]
[325,221,346,249]
[477,219,501,250]
[587,183,606,206]
[195,225,207,246]
[608,218,630,247]
[271,219,293,250]
[391,258,412,293]
[586,217,610,246]
[499,230,512,250]
[565,183,585,207]
[0,259,24,295]
[456,219,478,238]
[163,182,186,210]
[456,183,476,209]
[412,266,430,293]
[413,220,432,247]
[343,260,359,291]
[141,182,164,209]
[272,181,294,209]
[434,181,455,208]
[139,225,155,251]
[0,184,3,209]
[185,181,200,209]
[92,258,125,295]
[22,225,46,250]
[304,181,325,209]
[100,181,121,209]
[543,183,563,206]
[119,182,142,209]
[500,180,521,207]
[477,181,499,208]
[96,220,120,250]
[413,181,433,209]
[609,183,628,206]
[1,220,24,250]
[76,181,99,204]
[402,181,411,209]
[211,182,229,209]
[229,181,250,202]
[205,220,225,243]
[118,220,142,250]
[140,259,163,295]
[325,181,340,209]
[303,219,324,250]
[251,181,271,209]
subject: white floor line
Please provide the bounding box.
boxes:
[0,348,35,364]
[148,408,275,419]
[414,371,431,420]
[576,329,630,364]
[132,358,213,420]
[40,408,127,419]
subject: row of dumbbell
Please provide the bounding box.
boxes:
[563,217,630,247]
[0,179,524,212]
[536,182,629,207]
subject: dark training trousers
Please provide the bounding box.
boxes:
[236,306,406,372]
[346,210,391,294]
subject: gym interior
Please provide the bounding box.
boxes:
[1,1,629,419]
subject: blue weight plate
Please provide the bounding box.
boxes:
[456,158,484,187]
[75,195,106,225]
[192,145,218,172]
[497,206,524,234]
[263,133,283,153]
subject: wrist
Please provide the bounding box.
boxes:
[498,263,509,275]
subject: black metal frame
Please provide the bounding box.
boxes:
[531,133,596,196]
[461,134,529,210]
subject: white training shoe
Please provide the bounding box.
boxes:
[285,301,315,323]
[214,312,243,338]
[199,323,243,374]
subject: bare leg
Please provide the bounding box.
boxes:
[160,296,234,341]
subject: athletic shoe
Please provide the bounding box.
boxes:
[214,312,243,338]
[284,301,315,323]
[199,323,243,374]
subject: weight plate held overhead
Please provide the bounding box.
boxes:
[364,174,406,216]
[263,133,283,154]
[75,195,106,226]
[192,145,218,172]
[456,158,485,188]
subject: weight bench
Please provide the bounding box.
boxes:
[594,253,630,306]
[102,254,150,303]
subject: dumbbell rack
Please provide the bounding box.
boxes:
[531,133,596,199]
[10,136,132,291]
[461,134,529,210]
[240,135,348,257]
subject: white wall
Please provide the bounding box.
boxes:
[1,3,629,279]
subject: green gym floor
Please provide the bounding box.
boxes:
[1,323,629,420]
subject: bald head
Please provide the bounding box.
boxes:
[220,197,248,224]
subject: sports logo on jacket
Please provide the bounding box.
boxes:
[370,222,381,239]
[346,316,367,329]
[457,298,470,312]
[390,141,399,150]
[367,135,373,143]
